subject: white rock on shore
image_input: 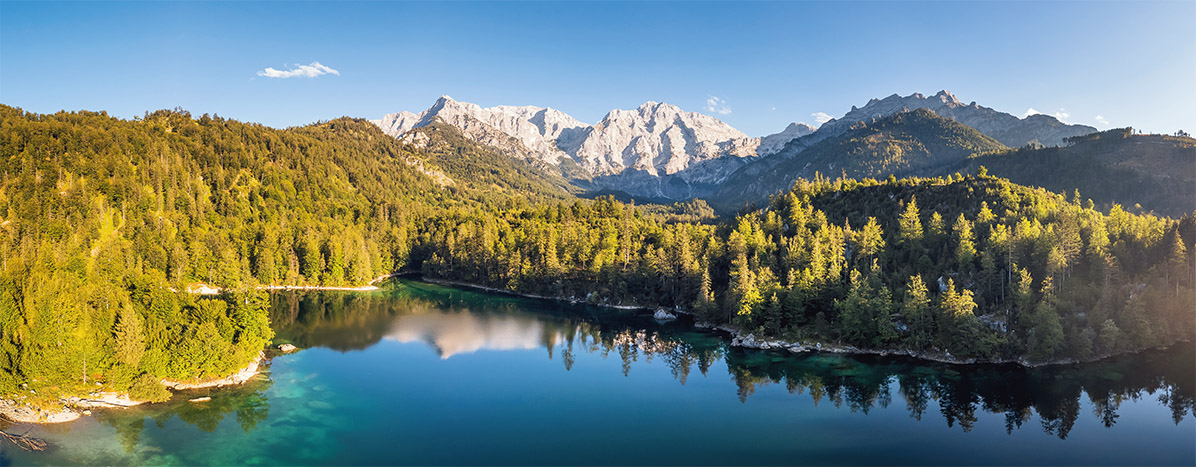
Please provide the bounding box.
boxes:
[653,309,677,321]
[64,392,145,409]
[0,399,80,423]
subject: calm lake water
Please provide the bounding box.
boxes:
[4,280,1194,465]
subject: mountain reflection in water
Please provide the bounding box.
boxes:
[6,281,1189,466]
[266,281,1194,440]
[388,311,554,358]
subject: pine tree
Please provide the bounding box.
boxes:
[903,275,932,350]
[113,306,146,372]
[899,196,923,245]
[1028,277,1064,361]
[953,213,976,267]
[857,217,886,264]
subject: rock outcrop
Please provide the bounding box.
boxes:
[372,97,814,198]
[810,90,1095,148]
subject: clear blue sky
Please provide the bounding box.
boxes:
[2,1,1193,136]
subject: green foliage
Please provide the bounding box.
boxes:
[0,106,424,400]
[128,373,171,403]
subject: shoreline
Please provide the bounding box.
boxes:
[419,277,1186,369]
[160,351,265,390]
[7,275,1181,425]
[260,285,379,292]
[190,272,415,295]
[1,351,267,425]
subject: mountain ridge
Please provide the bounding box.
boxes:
[371,97,816,198]
[372,91,1102,201]
[712,108,1009,210]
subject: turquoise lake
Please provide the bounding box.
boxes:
[3,280,1194,465]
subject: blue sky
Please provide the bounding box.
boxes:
[2,1,1193,136]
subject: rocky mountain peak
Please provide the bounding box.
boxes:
[757,122,816,156]
[374,98,777,198]
[935,90,963,106]
[810,90,1095,148]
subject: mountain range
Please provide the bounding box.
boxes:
[371,91,1096,200]
[712,109,1010,210]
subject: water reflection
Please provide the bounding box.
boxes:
[268,282,1195,440]
[388,312,553,358]
[6,281,1189,464]
[89,376,272,456]
[726,348,1195,439]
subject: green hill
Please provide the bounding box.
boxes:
[949,128,1196,217]
[423,171,1195,364]
[0,105,457,403]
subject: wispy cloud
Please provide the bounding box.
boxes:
[1095,115,1109,126]
[257,62,340,79]
[1021,107,1071,123]
[704,95,732,115]
[812,112,833,124]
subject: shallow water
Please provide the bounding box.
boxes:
[4,280,1194,465]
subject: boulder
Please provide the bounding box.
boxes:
[278,344,297,353]
[653,309,677,321]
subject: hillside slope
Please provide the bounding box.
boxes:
[809,90,1096,149]
[713,109,1008,210]
[398,120,585,200]
[950,128,1196,217]
[0,106,458,402]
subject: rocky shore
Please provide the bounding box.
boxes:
[419,278,1181,368]
[0,392,145,424]
[1,351,266,424]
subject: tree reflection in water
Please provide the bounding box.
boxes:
[89,376,273,453]
[266,283,1194,440]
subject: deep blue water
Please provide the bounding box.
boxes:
[3,280,1194,465]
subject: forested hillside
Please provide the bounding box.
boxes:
[951,128,1196,217]
[397,121,584,200]
[713,109,1008,211]
[0,106,447,404]
[2,106,1192,409]
[422,171,1195,363]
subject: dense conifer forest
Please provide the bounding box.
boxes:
[2,105,1192,405]
[952,128,1196,217]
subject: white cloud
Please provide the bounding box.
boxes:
[1095,115,1110,126]
[257,62,340,79]
[812,112,833,124]
[1021,107,1070,123]
[704,95,732,115]
[771,106,777,111]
